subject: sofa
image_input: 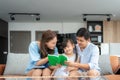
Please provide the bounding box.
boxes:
[0,53,120,80]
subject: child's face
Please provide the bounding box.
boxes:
[63,41,74,55]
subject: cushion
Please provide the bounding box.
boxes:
[110,56,119,73]
[4,53,29,75]
[99,55,113,75]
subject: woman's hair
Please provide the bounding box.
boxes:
[40,30,57,58]
[62,38,78,62]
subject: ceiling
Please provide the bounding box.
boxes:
[0,0,120,22]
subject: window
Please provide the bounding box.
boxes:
[10,31,31,53]
[35,31,44,41]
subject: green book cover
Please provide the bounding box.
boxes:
[48,54,67,66]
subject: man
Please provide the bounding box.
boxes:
[65,28,100,76]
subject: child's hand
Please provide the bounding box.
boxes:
[66,66,78,72]
[65,61,75,67]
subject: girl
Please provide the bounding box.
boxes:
[53,38,79,78]
[25,30,58,80]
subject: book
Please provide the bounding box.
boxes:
[48,54,68,66]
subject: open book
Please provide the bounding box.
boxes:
[48,54,68,66]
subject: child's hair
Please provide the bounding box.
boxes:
[62,38,78,62]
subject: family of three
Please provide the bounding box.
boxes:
[25,28,101,80]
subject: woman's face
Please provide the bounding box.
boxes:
[46,37,57,49]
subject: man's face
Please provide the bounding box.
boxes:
[76,36,89,49]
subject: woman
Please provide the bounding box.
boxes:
[26,30,58,80]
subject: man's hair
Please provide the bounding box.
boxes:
[76,28,90,40]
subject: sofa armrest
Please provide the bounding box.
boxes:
[0,64,5,75]
[118,58,120,68]
[116,57,120,74]
[110,56,120,73]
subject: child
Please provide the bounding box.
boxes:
[53,38,79,79]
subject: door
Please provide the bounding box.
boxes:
[0,19,8,64]
[0,36,8,64]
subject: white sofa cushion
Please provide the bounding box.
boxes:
[99,55,113,75]
[3,53,114,76]
[4,53,29,75]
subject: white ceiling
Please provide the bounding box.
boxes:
[0,0,120,22]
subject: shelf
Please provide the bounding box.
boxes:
[90,32,102,34]
[92,42,101,45]
[87,21,103,44]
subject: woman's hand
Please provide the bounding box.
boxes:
[45,57,48,61]
[50,64,61,76]
[49,64,61,70]
[56,64,61,68]
[36,57,48,66]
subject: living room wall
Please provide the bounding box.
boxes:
[8,22,85,53]
[103,21,120,43]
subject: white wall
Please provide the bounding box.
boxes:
[8,22,85,53]
[101,43,120,57]
[101,43,109,55]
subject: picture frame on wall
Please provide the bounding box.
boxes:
[87,21,103,32]
[95,24,101,32]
